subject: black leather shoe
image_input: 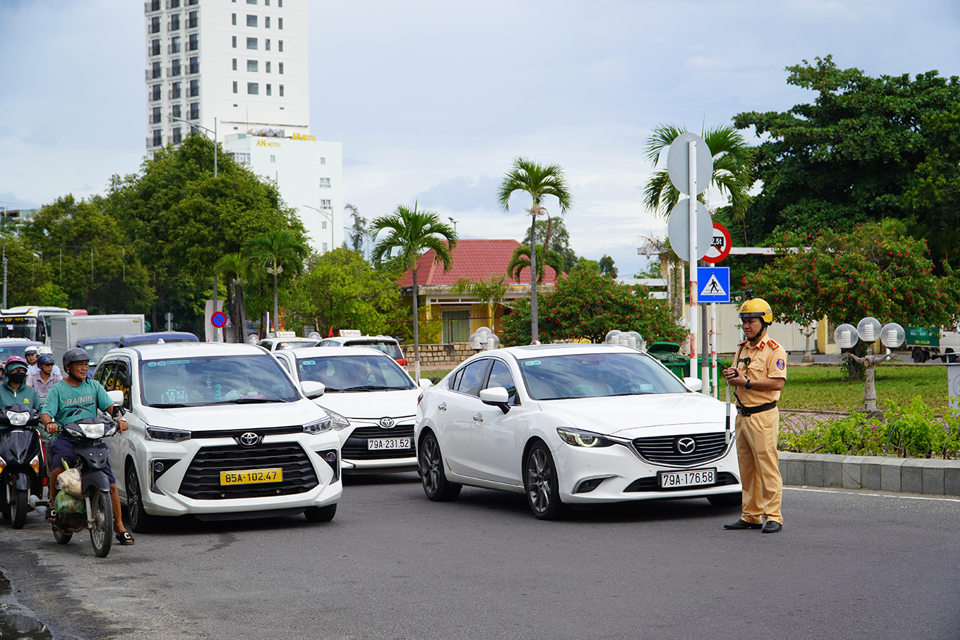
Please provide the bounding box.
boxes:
[723,519,762,530]
[762,521,782,534]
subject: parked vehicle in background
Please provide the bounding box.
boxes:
[415,344,741,519]
[904,325,960,363]
[274,346,430,473]
[258,337,320,351]
[320,334,407,370]
[118,331,199,348]
[0,307,73,345]
[50,314,145,371]
[0,339,44,361]
[95,343,342,531]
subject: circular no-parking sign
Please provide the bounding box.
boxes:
[211,311,227,328]
[702,222,732,264]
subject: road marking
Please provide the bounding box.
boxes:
[785,486,960,503]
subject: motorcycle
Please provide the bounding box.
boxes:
[50,412,120,558]
[0,404,45,529]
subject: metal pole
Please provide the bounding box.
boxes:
[701,301,709,395]
[688,140,698,379]
[711,302,718,398]
[2,243,6,309]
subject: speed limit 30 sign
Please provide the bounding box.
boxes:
[702,222,732,264]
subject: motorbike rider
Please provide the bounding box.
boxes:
[0,357,42,411]
[35,347,63,378]
[24,346,40,376]
[40,348,133,545]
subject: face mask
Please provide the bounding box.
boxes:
[7,371,26,383]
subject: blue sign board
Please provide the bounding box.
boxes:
[697,267,730,303]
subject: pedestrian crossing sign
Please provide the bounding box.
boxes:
[697,267,730,303]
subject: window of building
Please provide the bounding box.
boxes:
[321,221,327,229]
[150,16,160,33]
[246,37,257,49]
[173,127,182,144]
[265,17,270,28]
[266,61,271,73]
[265,39,271,51]
[169,14,180,31]
[279,84,284,97]
[278,62,283,74]
[278,17,283,29]
[188,0,198,5]
[247,82,259,95]
[232,35,237,48]
[148,0,160,11]
[170,59,181,77]
[152,130,162,147]
[232,13,237,25]
[188,34,198,50]
[150,39,160,56]
[169,36,179,54]
[188,57,199,74]
[266,84,271,96]
[442,310,473,346]
[171,81,181,99]
[278,39,283,52]
[189,102,199,119]
[232,58,237,70]
[320,157,325,165]
[172,104,181,118]
[278,0,282,7]
[247,59,258,72]
[232,152,251,165]
[322,243,328,252]
[247,0,256,3]
[151,61,161,79]
[189,79,199,97]
[319,177,331,188]
[265,0,269,5]
[320,199,331,208]
[187,11,197,28]
[246,14,257,27]
[170,0,180,8]
[152,106,162,124]
[233,81,238,93]
[270,155,276,162]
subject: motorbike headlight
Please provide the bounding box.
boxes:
[145,426,191,443]
[77,422,107,439]
[6,411,29,427]
[557,427,615,448]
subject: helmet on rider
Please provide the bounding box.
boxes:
[37,354,55,367]
[62,348,90,369]
[38,346,53,356]
[4,356,28,373]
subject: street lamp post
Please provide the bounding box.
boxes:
[834,318,906,412]
[448,217,458,235]
[301,204,334,252]
[170,115,220,340]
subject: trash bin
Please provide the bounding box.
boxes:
[648,342,700,379]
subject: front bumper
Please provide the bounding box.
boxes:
[340,422,417,473]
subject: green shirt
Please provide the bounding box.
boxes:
[0,377,41,412]
[42,379,115,439]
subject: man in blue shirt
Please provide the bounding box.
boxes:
[41,349,134,545]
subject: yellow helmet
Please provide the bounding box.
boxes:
[739,298,773,323]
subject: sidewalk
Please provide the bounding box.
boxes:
[779,451,960,496]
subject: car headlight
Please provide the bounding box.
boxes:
[6,411,29,427]
[557,427,614,448]
[314,407,350,431]
[145,426,191,443]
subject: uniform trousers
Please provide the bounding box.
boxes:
[735,409,783,524]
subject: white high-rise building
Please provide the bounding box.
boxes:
[144,0,342,254]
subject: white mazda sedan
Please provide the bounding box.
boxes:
[95,343,342,532]
[415,344,741,519]
[273,346,429,473]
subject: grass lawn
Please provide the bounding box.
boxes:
[422,363,951,414]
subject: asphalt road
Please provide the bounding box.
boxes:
[1,475,958,640]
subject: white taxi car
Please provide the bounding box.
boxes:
[273,346,428,473]
[95,343,342,532]
[415,343,741,519]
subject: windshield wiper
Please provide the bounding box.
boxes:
[223,397,278,404]
[149,403,190,408]
[343,385,391,392]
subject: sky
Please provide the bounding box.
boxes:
[2,0,960,277]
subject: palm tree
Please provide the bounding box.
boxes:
[370,204,457,378]
[643,123,754,242]
[244,230,308,334]
[215,252,249,343]
[497,158,572,342]
[506,245,563,285]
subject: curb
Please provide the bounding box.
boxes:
[778,451,960,497]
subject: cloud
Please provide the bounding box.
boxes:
[412,175,501,213]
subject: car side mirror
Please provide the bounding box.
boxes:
[681,377,702,392]
[479,386,510,414]
[301,381,325,399]
[418,379,433,390]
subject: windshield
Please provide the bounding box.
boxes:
[276,340,319,350]
[83,341,120,365]
[517,352,688,400]
[139,354,300,407]
[296,354,415,392]
[0,318,38,341]
[347,341,404,360]
[0,342,41,361]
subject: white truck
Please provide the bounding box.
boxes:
[50,314,146,370]
[904,325,960,363]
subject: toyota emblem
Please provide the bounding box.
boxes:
[238,432,262,447]
[676,437,696,455]
[379,417,395,429]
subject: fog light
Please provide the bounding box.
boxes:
[325,452,337,463]
[154,462,165,473]
[574,477,607,494]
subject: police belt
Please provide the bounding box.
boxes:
[736,401,777,417]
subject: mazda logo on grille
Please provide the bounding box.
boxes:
[379,417,395,429]
[237,432,262,447]
[676,437,696,455]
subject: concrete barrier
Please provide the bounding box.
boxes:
[778,451,960,496]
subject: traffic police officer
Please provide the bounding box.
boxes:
[721,297,786,533]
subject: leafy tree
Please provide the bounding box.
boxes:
[244,230,309,333]
[288,248,406,338]
[500,262,687,346]
[497,158,572,342]
[506,245,562,285]
[215,252,249,342]
[522,218,578,273]
[643,123,754,242]
[0,234,66,307]
[450,274,509,307]
[345,203,367,253]
[370,204,458,374]
[734,56,960,249]
[598,255,618,278]
[20,195,154,313]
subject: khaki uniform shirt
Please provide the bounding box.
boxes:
[734,336,787,407]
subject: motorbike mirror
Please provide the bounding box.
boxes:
[107,390,124,407]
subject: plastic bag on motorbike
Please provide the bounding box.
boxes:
[54,489,86,514]
[57,462,83,498]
